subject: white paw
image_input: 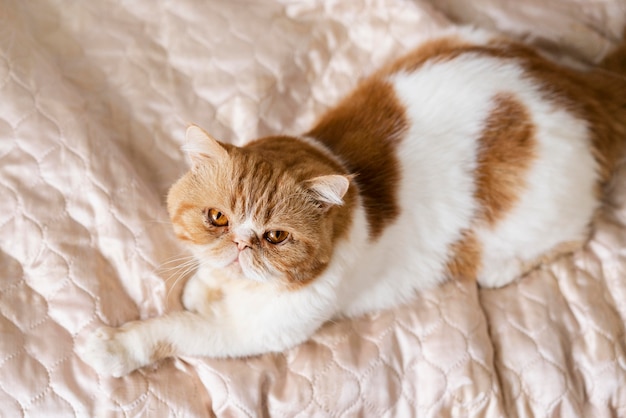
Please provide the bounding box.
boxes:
[182,276,211,313]
[181,280,199,312]
[80,327,141,377]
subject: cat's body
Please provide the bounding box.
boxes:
[82,28,626,377]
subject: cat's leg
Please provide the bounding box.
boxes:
[181,274,203,311]
[80,288,333,377]
[181,273,220,315]
[477,240,584,288]
[475,256,525,288]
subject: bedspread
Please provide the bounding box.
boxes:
[2,0,626,416]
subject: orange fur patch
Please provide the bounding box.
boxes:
[445,231,481,281]
[475,93,536,225]
[378,36,473,75]
[170,203,205,244]
[150,341,176,363]
[205,287,223,303]
[446,93,535,280]
[307,78,409,240]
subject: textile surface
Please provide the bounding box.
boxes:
[1,0,625,416]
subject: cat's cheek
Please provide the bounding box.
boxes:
[193,243,238,268]
[219,247,240,268]
[238,253,266,282]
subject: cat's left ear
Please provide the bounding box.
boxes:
[182,125,229,168]
[307,174,351,208]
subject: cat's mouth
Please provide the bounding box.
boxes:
[233,248,252,265]
[227,254,244,273]
[227,253,270,283]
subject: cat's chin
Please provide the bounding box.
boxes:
[225,260,243,274]
[220,259,267,283]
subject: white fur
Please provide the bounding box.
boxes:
[81,223,353,376]
[335,47,590,312]
[475,82,597,287]
[81,29,601,376]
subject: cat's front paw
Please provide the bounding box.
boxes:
[181,278,201,312]
[182,276,221,316]
[80,327,142,377]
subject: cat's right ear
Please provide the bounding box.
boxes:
[306,174,351,208]
[182,125,229,168]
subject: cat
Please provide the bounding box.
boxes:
[81,27,626,377]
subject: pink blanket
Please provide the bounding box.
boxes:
[1,0,625,416]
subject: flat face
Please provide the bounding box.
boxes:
[167,136,352,287]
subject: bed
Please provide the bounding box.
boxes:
[2,0,626,416]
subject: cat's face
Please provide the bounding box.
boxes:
[167,126,351,287]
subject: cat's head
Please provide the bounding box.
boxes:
[167,126,353,287]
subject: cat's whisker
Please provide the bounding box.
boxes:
[157,256,198,281]
[145,218,174,225]
[163,261,199,285]
[153,257,196,280]
[157,252,195,264]
[155,255,197,271]
[164,259,213,301]
[146,256,193,280]
[163,270,197,302]
[165,275,188,301]
[157,259,198,274]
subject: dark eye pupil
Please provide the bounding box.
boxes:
[206,208,228,226]
[265,230,288,244]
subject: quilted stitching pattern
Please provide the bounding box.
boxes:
[1,0,625,416]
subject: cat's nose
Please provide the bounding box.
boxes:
[232,228,256,251]
[233,238,252,251]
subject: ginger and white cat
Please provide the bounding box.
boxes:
[82,28,626,377]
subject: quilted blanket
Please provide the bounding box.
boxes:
[2,0,626,416]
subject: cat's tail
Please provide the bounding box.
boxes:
[591,29,626,182]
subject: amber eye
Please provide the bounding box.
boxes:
[206,208,229,227]
[264,230,289,244]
